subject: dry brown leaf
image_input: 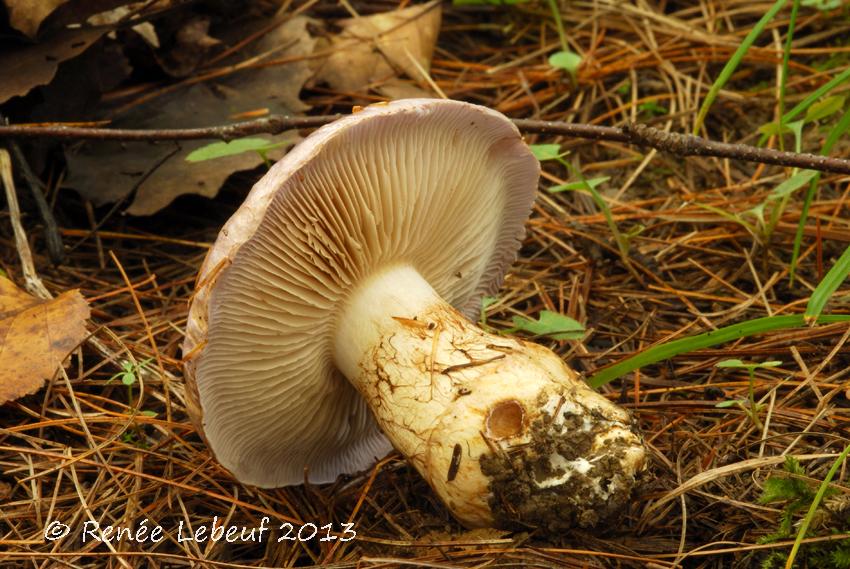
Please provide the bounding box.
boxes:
[64,16,314,215]
[0,28,104,104]
[5,0,70,37]
[157,17,222,77]
[0,276,90,405]
[313,0,441,92]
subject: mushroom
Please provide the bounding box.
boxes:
[183,99,646,531]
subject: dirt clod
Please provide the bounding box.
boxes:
[480,405,641,533]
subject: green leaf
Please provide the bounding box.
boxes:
[185,138,289,162]
[748,201,767,227]
[139,410,157,417]
[479,295,498,326]
[588,314,850,388]
[781,68,850,127]
[805,242,850,322]
[548,176,610,193]
[529,143,564,161]
[638,101,668,116]
[768,170,818,200]
[801,0,842,10]
[714,400,742,408]
[804,95,846,123]
[121,373,136,386]
[511,311,584,340]
[758,121,796,136]
[548,50,582,75]
[717,359,782,370]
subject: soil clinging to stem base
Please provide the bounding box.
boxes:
[481,394,644,533]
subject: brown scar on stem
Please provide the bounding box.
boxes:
[441,354,506,374]
[428,322,443,400]
[391,315,430,329]
[453,386,472,400]
[447,443,462,482]
[484,343,516,353]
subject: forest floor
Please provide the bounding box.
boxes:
[3,1,850,568]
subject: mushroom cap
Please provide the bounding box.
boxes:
[183,99,540,488]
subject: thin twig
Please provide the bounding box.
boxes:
[0,149,51,299]
[0,116,340,142]
[2,115,850,175]
[6,141,65,265]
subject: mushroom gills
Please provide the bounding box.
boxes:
[334,263,647,529]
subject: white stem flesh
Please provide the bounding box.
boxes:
[335,265,647,529]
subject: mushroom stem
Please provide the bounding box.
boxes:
[335,265,647,530]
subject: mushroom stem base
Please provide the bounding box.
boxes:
[334,265,647,529]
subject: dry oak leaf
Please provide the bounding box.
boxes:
[0,28,104,104]
[4,0,70,37]
[0,276,90,405]
[313,0,441,92]
[65,15,314,215]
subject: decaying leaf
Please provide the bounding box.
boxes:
[4,0,145,37]
[64,16,314,215]
[157,17,222,77]
[87,2,167,47]
[0,276,90,405]
[0,28,104,104]
[4,0,71,37]
[313,0,441,92]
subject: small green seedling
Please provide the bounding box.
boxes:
[506,310,584,341]
[186,137,293,167]
[543,0,581,79]
[548,50,582,76]
[637,101,668,117]
[530,143,631,261]
[109,357,153,387]
[108,358,157,447]
[108,358,154,413]
[714,359,781,430]
[479,295,498,331]
[548,176,609,193]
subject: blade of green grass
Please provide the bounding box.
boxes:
[784,442,850,569]
[789,103,850,282]
[758,66,850,146]
[783,66,850,124]
[776,0,800,152]
[587,314,850,388]
[805,242,850,321]
[693,0,788,135]
[545,0,568,52]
